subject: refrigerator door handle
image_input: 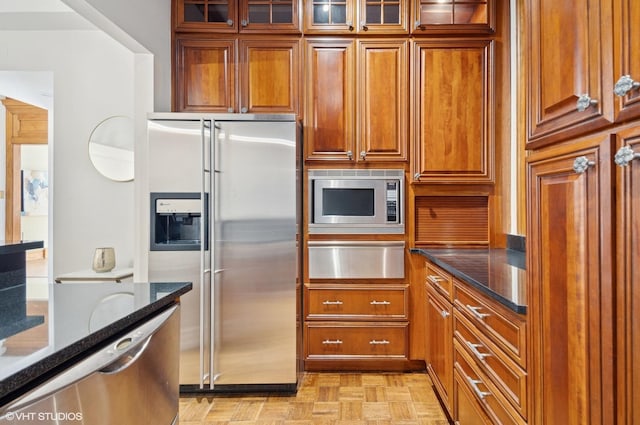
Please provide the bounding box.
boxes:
[209,120,218,390]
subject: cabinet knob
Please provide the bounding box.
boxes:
[414,20,423,30]
[576,93,598,112]
[573,155,596,174]
[360,21,368,31]
[360,150,366,160]
[240,107,248,113]
[440,310,450,319]
[614,145,640,167]
[346,20,354,31]
[227,107,234,113]
[241,19,248,27]
[614,75,640,97]
[414,172,421,181]
[346,150,353,160]
[226,19,234,26]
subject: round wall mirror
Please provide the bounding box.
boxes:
[88,115,134,182]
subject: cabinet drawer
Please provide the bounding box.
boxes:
[306,286,407,320]
[454,281,527,368]
[426,263,453,300]
[306,323,408,358]
[454,310,528,420]
[454,340,526,425]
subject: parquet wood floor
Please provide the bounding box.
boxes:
[178,372,451,425]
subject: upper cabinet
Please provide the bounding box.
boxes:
[173,0,301,33]
[304,38,408,162]
[303,0,409,34]
[410,39,494,183]
[525,0,640,149]
[412,0,495,34]
[174,36,300,114]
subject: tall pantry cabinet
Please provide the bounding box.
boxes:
[524,0,640,424]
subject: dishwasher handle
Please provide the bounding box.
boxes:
[1,305,179,415]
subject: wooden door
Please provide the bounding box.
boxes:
[525,0,613,148]
[425,284,452,414]
[304,38,355,161]
[2,98,48,244]
[614,126,640,425]
[238,38,300,115]
[356,39,407,162]
[612,0,640,123]
[174,37,236,112]
[411,39,494,183]
[527,136,615,425]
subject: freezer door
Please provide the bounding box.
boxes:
[211,120,298,386]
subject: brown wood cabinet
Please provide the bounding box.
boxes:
[304,283,409,370]
[173,0,301,33]
[527,136,616,425]
[425,282,453,416]
[303,0,408,34]
[304,38,407,162]
[174,36,300,114]
[525,0,640,149]
[410,39,494,183]
[412,0,495,35]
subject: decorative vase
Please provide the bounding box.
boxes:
[92,247,116,273]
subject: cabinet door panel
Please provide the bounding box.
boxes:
[239,39,300,114]
[425,284,452,414]
[615,127,640,425]
[412,39,493,183]
[174,0,239,32]
[525,0,613,148]
[527,137,615,425]
[175,38,236,112]
[304,39,355,160]
[613,0,640,122]
[357,39,407,161]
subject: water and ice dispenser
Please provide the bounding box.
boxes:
[150,192,208,251]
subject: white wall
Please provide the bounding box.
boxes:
[0,29,152,276]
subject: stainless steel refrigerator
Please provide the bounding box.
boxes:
[146,113,300,393]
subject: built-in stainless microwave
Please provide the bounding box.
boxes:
[308,169,404,234]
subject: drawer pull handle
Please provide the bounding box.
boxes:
[370,300,391,305]
[467,377,492,400]
[427,275,444,284]
[322,300,343,305]
[369,339,390,345]
[322,339,343,345]
[466,305,490,320]
[466,341,491,360]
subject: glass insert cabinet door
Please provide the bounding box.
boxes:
[174,0,300,32]
[304,0,408,33]
[414,0,494,34]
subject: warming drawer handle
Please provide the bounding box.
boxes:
[369,339,391,345]
[322,339,343,345]
[466,305,490,320]
[308,241,405,247]
[370,300,391,305]
[322,300,343,305]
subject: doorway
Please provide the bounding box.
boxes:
[2,97,49,284]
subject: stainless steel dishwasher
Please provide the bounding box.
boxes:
[0,305,180,425]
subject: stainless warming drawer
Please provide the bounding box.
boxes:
[308,241,405,279]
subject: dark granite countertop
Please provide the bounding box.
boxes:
[0,281,192,405]
[0,241,44,255]
[411,248,526,314]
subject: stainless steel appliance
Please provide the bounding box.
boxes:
[0,305,180,425]
[146,113,300,393]
[308,169,404,234]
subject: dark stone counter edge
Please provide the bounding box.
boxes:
[0,282,192,406]
[410,248,527,315]
[0,241,44,255]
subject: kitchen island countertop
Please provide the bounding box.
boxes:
[411,248,526,314]
[0,280,192,406]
